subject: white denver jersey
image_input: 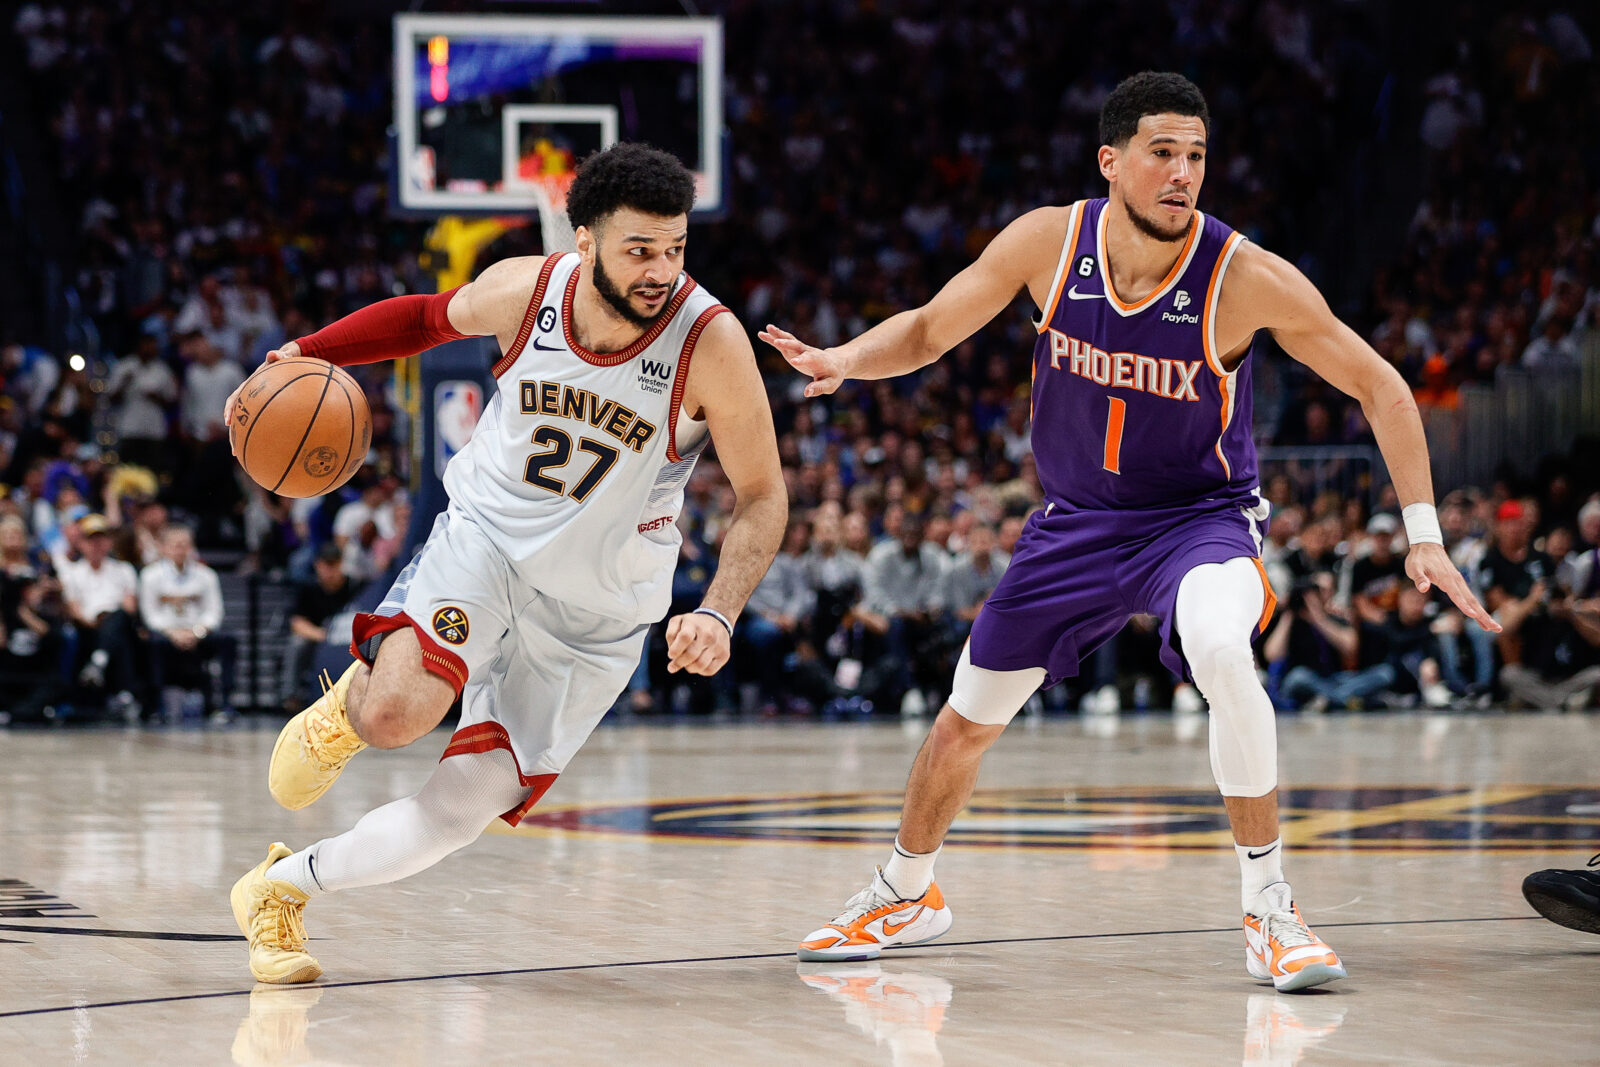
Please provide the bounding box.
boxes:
[444,252,727,623]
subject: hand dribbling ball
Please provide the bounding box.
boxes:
[230,357,371,498]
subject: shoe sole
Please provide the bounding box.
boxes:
[1523,889,1600,935]
[1264,962,1347,992]
[796,909,953,962]
[269,711,338,811]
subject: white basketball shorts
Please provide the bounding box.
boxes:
[352,507,647,824]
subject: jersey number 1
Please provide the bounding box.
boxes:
[524,426,620,502]
[1103,397,1125,475]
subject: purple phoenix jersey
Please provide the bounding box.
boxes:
[1032,197,1257,509]
[969,198,1274,684]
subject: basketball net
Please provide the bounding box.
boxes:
[529,173,578,254]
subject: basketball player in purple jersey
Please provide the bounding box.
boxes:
[763,72,1499,991]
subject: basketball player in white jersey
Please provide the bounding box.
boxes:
[764,73,1496,991]
[223,144,786,984]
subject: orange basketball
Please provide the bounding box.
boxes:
[229,357,371,498]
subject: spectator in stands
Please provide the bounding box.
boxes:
[1349,514,1407,626]
[855,513,947,715]
[59,513,141,719]
[1434,492,1496,700]
[0,514,63,721]
[740,520,816,710]
[1284,515,1342,585]
[281,542,355,709]
[139,524,236,717]
[1479,499,1553,671]
[1377,585,1454,708]
[1268,573,1392,713]
[178,334,246,524]
[1521,316,1583,369]
[105,333,177,474]
[1477,499,1598,708]
[938,523,1008,646]
[333,475,398,583]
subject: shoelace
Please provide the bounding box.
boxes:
[305,670,359,765]
[253,896,309,952]
[1260,909,1317,950]
[830,886,895,927]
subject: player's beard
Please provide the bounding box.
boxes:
[593,256,669,329]
[1124,196,1191,243]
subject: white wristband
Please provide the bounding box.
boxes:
[693,606,733,636]
[1402,503,1443,546]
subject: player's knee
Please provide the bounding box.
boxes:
[351,686,441,749]
[927,705,1004,758]
[1190,643,1259,705]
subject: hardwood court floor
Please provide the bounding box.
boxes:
[1,712,1597,1065]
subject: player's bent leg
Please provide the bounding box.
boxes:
[268,628,461,811]
[1174,558,1345,991]
[347,626,459,749]
[235,749,529,983]
[800,646,1038,962]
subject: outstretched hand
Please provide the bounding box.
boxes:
[757,325,847,397]
[1407,542,1500,633]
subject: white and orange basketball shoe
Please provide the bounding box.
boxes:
[269,662,366,810]
[798,869,953,962]
[1243,883,1347,992]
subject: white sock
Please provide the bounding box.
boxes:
[266,849,327,898]
[879,837,940,900]
[265,749,530,897]
[1236,837,1285,913]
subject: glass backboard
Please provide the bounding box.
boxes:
[393,14,723,215]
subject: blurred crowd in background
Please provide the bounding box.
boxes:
[2,0,1598,722]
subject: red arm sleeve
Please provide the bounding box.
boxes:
[293,288,467,367]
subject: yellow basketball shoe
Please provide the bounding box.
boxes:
[1243,883,1347,992]
[798,869,953,962]
[230,843,322,985]
[269,663,367,810]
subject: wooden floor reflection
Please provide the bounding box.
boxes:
[1,711,1596,1064]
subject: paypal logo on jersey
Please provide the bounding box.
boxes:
[1162,289,1200,325]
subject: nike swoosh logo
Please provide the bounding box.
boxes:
[882,906,923,936]
[1066,285,1103,301]
[1246,845,1279,860]
[530,339,564,352]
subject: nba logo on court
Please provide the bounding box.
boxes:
[431,606,470,645]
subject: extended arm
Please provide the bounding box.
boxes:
[224,256,546,426]
[1226,245,1499,633]
[666,313,788,675]
[759,208,1065,395]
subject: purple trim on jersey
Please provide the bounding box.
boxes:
[968,500,1268,684]
[1031,198,1258,511]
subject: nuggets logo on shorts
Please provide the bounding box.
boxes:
[432,606,470,645]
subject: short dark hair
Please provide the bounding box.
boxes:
[564,142,696,231]
[1099,72,1210,148]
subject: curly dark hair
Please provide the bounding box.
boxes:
[564,142,697,231]
[1099,72,1210,148]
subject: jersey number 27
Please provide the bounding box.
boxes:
[523,427,620,502]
